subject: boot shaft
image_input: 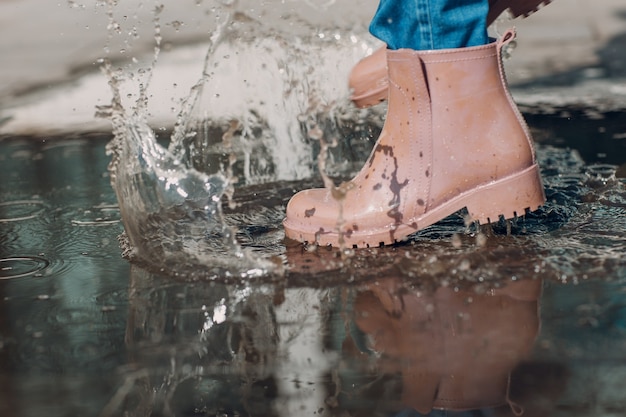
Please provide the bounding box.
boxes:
[384,29,536,210]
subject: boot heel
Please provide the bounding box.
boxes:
[466,164,546,224]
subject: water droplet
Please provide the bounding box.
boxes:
[451,234,462,248]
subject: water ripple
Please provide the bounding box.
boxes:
[0,200,45,222]
[0,256,50,280]
[70,203,121,226]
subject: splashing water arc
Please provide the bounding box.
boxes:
[101,1,380,278]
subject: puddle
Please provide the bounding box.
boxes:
[1,108,625,417]
[1,1,626,416]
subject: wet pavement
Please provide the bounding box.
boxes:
[1,1,626,417]
[1,113,626,416]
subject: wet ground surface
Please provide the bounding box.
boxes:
[1,110,626,417]
[2,0,626,416]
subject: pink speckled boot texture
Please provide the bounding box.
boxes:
[283,29,545,248]
[350,0,554,108]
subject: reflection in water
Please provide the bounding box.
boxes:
[114,266,281,416]
[349,277,541,416]
[106,264,547,417]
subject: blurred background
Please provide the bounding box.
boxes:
[1,0,625,136]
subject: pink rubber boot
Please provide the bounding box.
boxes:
[283,29,546,248]
[350,0,554,108]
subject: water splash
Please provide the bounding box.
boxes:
[98,1,378,278]
[100,2,273,279]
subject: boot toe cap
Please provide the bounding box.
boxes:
[283,188,339,241]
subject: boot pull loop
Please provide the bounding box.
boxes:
[497,28,517,53]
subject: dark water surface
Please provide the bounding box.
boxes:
[1,111,626,417]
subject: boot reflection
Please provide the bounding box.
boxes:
[352,277,542,416]
[115,266,281,417]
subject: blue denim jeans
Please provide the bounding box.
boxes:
[369,0,489,50]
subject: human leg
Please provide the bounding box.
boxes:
[368,0,489,51]
[350,0,554,108]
